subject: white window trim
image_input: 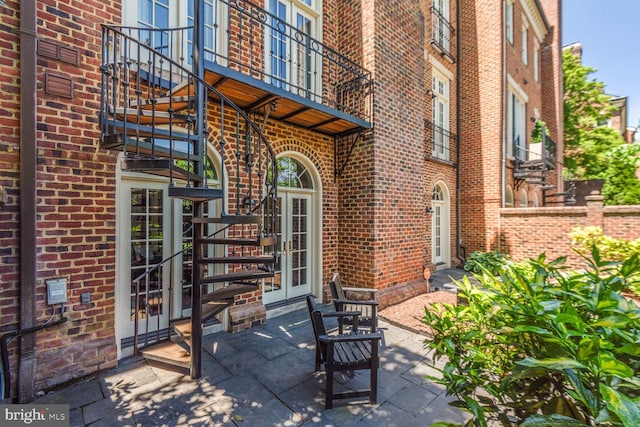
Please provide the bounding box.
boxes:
[429,55,455,81]
[507,75,527,160]
[521,18,528,65]
[533,39,539,81]
[432,68,451,161]
[505,185,514,208]
[506,0,514,44]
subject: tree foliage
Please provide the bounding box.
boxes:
[601,143,640,205]
[563,49,614,153]
[563,49,640,205]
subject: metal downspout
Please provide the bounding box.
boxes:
[499,0,508,253]
[19,0,38,403]
[455,0,462,263]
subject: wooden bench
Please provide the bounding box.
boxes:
[306,295,382,409]
[330,272,379,334]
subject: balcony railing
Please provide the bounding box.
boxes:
[430,6,456,62]
[513,134,557,167]
[199,0,372,123]
[425,119,457,164]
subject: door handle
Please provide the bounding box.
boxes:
[288,240,293,253]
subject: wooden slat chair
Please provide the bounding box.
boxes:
[306,295,382,409]
[329,272,379,334]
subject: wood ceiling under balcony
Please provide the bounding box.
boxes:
[197,66,371,137]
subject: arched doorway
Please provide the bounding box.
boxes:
[431,182,451,268]
[263,154,321,305]
[114,151,223,359]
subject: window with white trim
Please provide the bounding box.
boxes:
[124,0,322,93]
[505,185,514,208]
[522,23,528,65]
[506,1,514,44]
[432,0,451,53]
[266,0,321,97]
[533,41,539,81]
[432,70,451,161]
[508,89,526,160]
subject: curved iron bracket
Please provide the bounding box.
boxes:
[334,129,371,180]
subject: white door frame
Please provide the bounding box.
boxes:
[263,152,323,304]
[115,149,224,359]
[116,173,173,359]
[431,181,451,269]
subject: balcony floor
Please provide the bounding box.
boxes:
[196,64,371,136]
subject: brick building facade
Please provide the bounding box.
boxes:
[458,0,563,254]
[1,0,564,402]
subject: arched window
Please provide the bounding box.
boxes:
[269,157,314,189]
[532,192,540,207]
[520,189,528,207]
[432,184,444,202]
[505,185,514,207]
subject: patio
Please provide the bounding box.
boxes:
[36,274,471,426]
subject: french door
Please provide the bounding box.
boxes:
[117,180,172,356]
[431,183,450,267]
[263,191,312,304]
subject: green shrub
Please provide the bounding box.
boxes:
[464,250,512,276]
[423,249,640,427]
[571,227,640,297]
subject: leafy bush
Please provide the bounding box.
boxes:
[423,249,640,427]
[464,250,512,276]
[464,250,535,281]
[571,227,640,297]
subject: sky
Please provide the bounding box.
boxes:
[562,0,640,131]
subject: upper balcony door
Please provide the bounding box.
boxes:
[508,90,527,160]
[433,0,451,53]
[432,71,450,161]
[266,0,321,101]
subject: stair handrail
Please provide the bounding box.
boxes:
[101,23,278,227]
[101,24,277,162]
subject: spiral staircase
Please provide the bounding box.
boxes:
[99,25,278,377]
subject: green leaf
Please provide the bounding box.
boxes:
[599,353,634,378]
[600,384,640,427]
[512,326,553,336]
[516,357,588,371]
[463,396,487,427]
[521,414,587,426]
[577,337,599,360]
[618,343,640,356]
[591,316,631,328]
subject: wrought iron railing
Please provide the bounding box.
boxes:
[193,0,372,123]
[430,6,456,62]
[425,119,457,164]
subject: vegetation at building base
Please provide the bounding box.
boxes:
[571,227,640,298]
[423,249,640,427]
[562,50,640,205]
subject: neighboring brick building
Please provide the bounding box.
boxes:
[0,0,561,402]
[458,0,564,254]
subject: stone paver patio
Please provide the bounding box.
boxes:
[36,271,471,426]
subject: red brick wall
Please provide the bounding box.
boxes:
[500,202,640,267]
[336,0,427,291]
[1,0,120,399]
[459,0,563,253]
[0,2,22,343]
[459,0,504,253]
